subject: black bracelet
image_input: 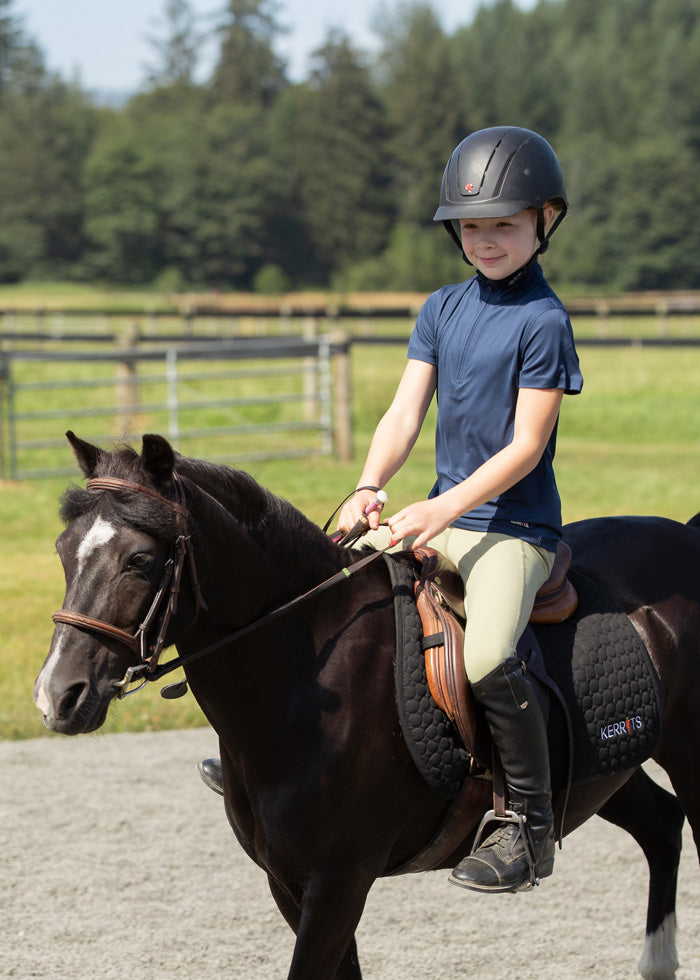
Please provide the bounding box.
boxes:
[355,485,380,494]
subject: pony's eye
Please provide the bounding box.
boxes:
[128,553,153,571]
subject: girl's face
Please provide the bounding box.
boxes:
[459,207,555,279]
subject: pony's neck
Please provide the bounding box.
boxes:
[183,473,343,629]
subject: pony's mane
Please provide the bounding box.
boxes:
[59,442,337,559]
[174,453,336,557]
[174,453,272,527]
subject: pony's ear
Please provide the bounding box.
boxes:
[140,433,176,485]
[66,430,104,478]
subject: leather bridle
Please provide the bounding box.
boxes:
[51,474,206,697]
[52,474,392,698]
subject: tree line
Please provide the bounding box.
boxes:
[1,0,699,294]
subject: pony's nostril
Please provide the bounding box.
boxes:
[58,682,87,721]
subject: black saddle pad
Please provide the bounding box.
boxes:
[386,555,469,800]
[387,555,663,800]
[527,568,663,789]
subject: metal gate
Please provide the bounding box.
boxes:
[0,336,347,480]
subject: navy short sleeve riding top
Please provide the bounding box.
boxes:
[407,262,583,552]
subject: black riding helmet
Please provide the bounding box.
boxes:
[433,126,568,265]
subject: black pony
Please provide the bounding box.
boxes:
[35,433,700,980]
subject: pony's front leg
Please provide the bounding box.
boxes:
[269,870,372,980]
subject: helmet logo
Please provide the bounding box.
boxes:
[462,180,478,196]
[465,182,473,191]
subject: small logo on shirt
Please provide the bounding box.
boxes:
[509,520,531,529]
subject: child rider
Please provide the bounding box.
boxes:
[337,126,583,894]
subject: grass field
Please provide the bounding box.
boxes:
[2,312,700,740]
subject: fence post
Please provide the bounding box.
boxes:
[0,350,7,478]
[655,298,669,336]
[595,300,610,336]
[303,317,318,421]
[331,332,353,462]
[166,347,180,446]
[116,320,140,435]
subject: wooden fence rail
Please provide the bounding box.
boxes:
[2,290,700,343]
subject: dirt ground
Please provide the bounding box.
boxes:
[3,727,699,980]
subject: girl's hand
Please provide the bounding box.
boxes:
[337,488,383,535]
[387,498,454,550]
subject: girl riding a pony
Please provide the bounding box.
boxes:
[337,126,582,894]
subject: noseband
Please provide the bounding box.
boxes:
[52,474,206,697]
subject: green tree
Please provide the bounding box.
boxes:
[542,133,619,289]
[209,0,287,108]
[643,0,700,149]
[0,2,97,281]
[145,0,204,87]
[183,103,279,285]
[450,0,563,136]
[122,85,208,284]
[277,31,391,282]
[541,0,700,288]
[83,115,165,283]
[0,0,45,97]
[605,139,700,290]
[336,220,459,293]
[378,3,462,225]
[2,0,700,291]
[84,42,280,287]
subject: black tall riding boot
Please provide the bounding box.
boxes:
[450,656,555,893]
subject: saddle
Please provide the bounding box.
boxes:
[414,540,578,763]
[385,543,577,875]
[388,544,661,875]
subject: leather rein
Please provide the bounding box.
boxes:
[52,475,390,697]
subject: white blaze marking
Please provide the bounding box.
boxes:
[77,516,116,576]
[34,679,51,714]
[36,516,117,712]
[34,633,65,714]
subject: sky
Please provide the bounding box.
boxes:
[15,0,535,95]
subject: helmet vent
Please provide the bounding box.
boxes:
[458,138,504,200]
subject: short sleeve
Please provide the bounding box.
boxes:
[519,307,583,395]
[407,292,439,365]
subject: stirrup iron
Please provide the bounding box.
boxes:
[471,807,539,890]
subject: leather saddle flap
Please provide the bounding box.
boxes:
[412,548,486,765]
[411,541,578,766]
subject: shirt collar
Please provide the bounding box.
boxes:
[476,254,541,294]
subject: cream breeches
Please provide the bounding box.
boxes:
[364,525,555,683]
